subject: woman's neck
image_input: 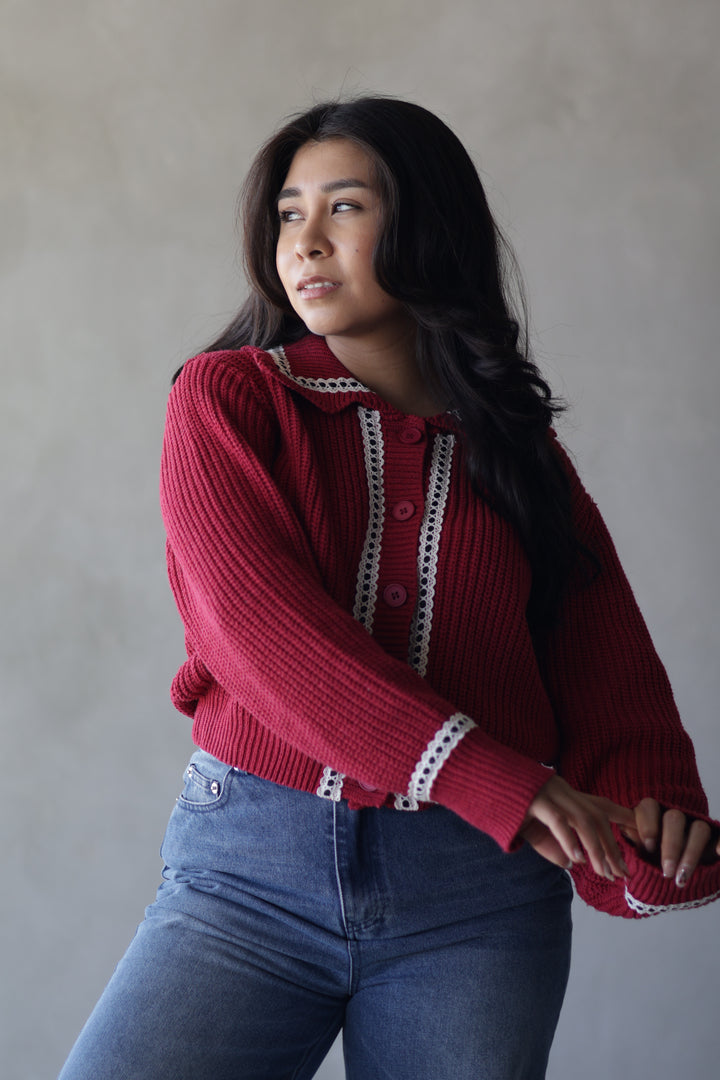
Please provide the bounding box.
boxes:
[324,328,447,417]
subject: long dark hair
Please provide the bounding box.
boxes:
[192,96,581,633]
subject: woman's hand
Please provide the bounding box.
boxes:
[622,798,719,888]
[519,776,634,879]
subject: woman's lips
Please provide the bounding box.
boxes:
[297,278,340,298]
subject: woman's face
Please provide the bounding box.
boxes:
[275,138,410,352]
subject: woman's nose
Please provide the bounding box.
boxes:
[294,218,332,259]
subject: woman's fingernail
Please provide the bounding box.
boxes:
[644,838,656,853]
[620,859,630,877]
[604,861,615,880]
[662,860,676,879]
[573,848,585,863]
[675,866,689,888]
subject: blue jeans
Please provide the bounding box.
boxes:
[59,750,572,1080]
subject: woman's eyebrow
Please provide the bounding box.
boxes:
[277,178,370,201]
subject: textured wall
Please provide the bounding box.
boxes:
[2,1,718,1077]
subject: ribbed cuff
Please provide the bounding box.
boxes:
[430,728,555,852]
[572,835,720,918]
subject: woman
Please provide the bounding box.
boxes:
[59,96,720,1080]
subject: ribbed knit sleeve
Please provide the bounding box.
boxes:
[545,442,720,916]
[160,351,553,851]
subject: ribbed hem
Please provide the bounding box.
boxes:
[192,709,324,795]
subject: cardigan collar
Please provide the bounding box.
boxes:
[254,333,458,430]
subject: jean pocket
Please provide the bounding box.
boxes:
[177,751,236,811]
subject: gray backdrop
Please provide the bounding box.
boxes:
[2,1,719,1077]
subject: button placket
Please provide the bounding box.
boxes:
[371,418,428,651]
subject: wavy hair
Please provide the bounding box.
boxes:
[194,96,581,633]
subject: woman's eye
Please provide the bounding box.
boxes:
[278,208,302,223]
[332,201,359,213]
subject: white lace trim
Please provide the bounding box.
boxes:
[624,884,720,917]
[317,409,385,799]
[407,433,456,676]
[268,346,370,394]
[394,793,419,811]
[393,434,456,810]
[408,714,477,803]
[352,408,385,630]
[317,767,345,801]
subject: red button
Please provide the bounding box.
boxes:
[399,426,423,444]
[392,500,415,521]
[358,781,379,792]
[383,583,408,607]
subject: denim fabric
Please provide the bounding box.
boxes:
[59,750,572,1080]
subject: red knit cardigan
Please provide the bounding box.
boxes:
[160,333,720,918]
